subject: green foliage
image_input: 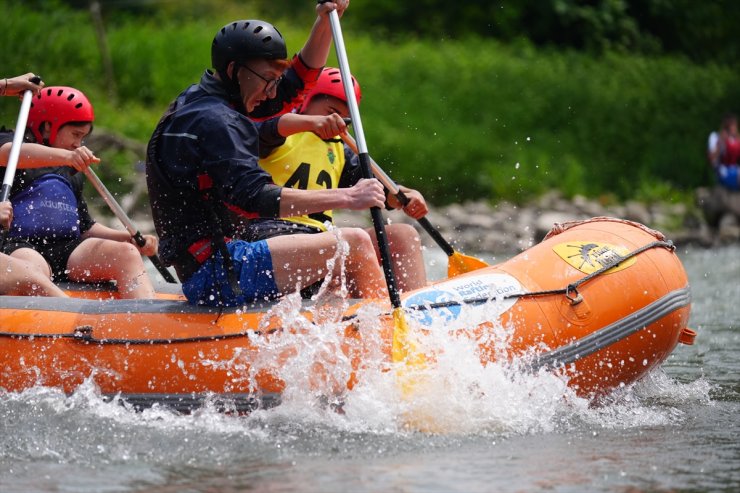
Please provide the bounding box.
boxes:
[0,1,99,84]
[344,0,739,66]
[353,38,739,203]
[1,1,738,206]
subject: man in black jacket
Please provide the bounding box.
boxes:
[147,1,389,306]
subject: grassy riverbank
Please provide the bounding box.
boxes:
[1,1,738,206]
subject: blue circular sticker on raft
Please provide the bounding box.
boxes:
[404,289,461,326]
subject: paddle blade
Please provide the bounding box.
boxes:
[391,307,427,398]
[447,251,489,277]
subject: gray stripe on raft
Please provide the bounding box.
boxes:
[532,286,691,370]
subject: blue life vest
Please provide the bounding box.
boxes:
[9,173,81,241]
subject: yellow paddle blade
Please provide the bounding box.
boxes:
[447,251,489,277]
[391,307,422,364]
[391,309,450,433]
[391,307,427,397]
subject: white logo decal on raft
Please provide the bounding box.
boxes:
[402,273,523,329]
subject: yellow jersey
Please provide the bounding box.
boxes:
[259,132,356,231]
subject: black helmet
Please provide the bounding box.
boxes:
[211,20,288,77]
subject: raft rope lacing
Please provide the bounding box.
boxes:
[1,240,673,344]
[348,239,675,318]
[0,324,276,345]
[519,239,675,304]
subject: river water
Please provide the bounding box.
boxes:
[1,245,738,493]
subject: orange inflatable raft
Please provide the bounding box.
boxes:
[0,218,695,412]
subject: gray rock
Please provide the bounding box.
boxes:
[718,213,740,243]
[623,201,652,225]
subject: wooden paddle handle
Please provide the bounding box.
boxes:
[83,167,178,284]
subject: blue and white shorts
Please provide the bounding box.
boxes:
[182,240,279,306]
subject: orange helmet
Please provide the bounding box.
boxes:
[300,67,361,112]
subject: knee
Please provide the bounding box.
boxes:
[386,224,422,253]
[11,249,50,275]
[108,241,145,268]
[340,228,375,253]
[388,224,421,242]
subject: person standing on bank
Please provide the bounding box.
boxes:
[707,113,740,191]
[146,1,389,306]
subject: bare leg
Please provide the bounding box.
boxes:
[365,223,427,292]
[11,247,53,277]
[66,238,155,299]
[0,251,67,297]
[266,228,388,299]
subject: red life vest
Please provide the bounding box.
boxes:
[723,135,740,165]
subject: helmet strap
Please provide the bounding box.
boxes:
[219,63,247,113]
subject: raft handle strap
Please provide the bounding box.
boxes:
[564,285,583,305]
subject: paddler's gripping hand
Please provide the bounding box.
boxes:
[309,113,347,140]
[67,146,101,172]
[132,234,159,257]
[0,201,13,230]
[389,186,429,220]
[2,73,44,97]
[317,0,349,18]
[344,178,386,210]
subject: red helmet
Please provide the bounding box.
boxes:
[27,86,95,146]
[300,67,361,113]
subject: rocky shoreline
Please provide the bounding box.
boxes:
[85,132,739,256]
[100,183,738,258]
[336,188,738,255]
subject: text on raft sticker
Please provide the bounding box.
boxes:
[402,273,523,328]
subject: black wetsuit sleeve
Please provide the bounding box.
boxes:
[197,111,284,218]
[257,117,287,159]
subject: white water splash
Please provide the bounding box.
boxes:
[0,249,714,439]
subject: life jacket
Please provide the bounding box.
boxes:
[8,173,81,241]
[259,132,346,231]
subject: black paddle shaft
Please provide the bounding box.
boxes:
[391,188,456,258]
[358,152,402,308]
[325,4,403,308]
[131,231,177,283]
